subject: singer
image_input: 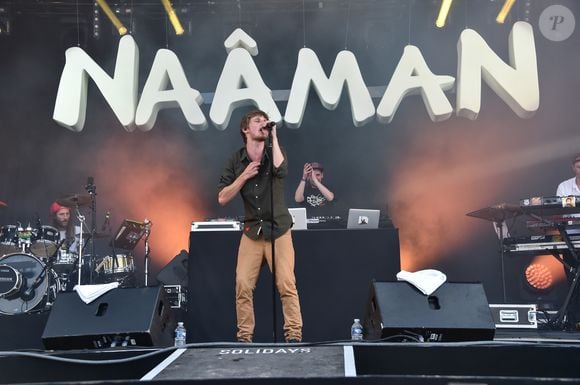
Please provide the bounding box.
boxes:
[217,110,302,343]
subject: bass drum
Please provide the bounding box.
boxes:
[0,253,59,315]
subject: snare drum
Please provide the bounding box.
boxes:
[98,254,135,275]
[52,249,78,273]
[0,225,18,256]
[30,225,60,258]
[0,253,59,314]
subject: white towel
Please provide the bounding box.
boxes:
[396,269,447,295]
[73,282,120,304]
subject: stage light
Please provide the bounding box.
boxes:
[160,0,185,35]
[524,262,553,291]
[496,0,516,24]
[435,0,454,28]
[95,0,128,36]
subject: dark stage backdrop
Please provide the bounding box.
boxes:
[0,0,579,303]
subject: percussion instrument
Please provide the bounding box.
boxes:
[0,253,59,315]
[29,225,60,258]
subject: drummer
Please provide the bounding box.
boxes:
[49,201,74,241]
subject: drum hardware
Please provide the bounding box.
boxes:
[143,219,152,286]
[0,225,19,256]
[29,225,60,258]
[56,193,92,208]
[16,224,35,252]
[85,177,98,284]
[75,210,87,287]
[0,253,60,315]
[0,264,23,298]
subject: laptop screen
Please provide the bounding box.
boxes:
[288,207,308,230]
[347,209,380,229]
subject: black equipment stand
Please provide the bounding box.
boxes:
[466,203,523,303]
[85,177,97,284]
[267,130,277,342]
[552,224,580,329]
[143,219,152,287]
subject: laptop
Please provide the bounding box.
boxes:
[288,208,308,230]
[347,209,380,229]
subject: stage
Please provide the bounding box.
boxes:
[1,332,580,384]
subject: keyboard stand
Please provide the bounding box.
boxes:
[553,223,580,329]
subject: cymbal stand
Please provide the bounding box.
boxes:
[85,178,97,284]
[76,208,86,286]
[495,219,507,303]
[553,223,580,329]
[143,219,151,287]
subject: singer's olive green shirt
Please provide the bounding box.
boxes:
[218,147,292,240]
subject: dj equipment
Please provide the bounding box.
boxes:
[42,286,174,349]
[520,195,580,209]
[503,235,580,252]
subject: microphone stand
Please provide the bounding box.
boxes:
[267,131,277,342]
[143,220,151,287]
[76,208,85,286]
[85,178,97,284]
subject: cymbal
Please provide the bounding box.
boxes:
[466,203,523,223]
[80,232,110,239]
[0,200,6,207]
[57,193,91,207]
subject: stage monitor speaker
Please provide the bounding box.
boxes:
[42,286,175,350]
[364,281,495,342]
[156,250,188,287]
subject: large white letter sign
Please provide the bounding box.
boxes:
[284,48,374,128]
[135,49,206,131]
[210,30,280,130]
[53,35,138,132]
[377,45,455,124]
[457,21,539,120]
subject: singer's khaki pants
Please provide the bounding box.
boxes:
[235,230,302,342]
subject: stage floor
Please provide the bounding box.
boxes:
[1,329,580,384]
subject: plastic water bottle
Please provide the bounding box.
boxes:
[174,322,186,347]
[351,318,363,341]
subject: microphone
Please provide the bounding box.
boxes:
[261,121,276,131]
[144,218,152,235]
[85,176,96,194]
[101,211,111,232]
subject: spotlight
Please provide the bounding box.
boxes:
[524,263,553,291]
[95,0,128,35]
[435,0,454,28]
[160,0,185,35]
[496,0,517,24]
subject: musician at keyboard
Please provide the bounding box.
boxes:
[556,153,580,197]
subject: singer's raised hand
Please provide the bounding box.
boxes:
[242,161,261,181]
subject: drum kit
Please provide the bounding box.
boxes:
[0,190,147,315]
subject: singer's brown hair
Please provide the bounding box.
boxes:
[239,110,269,143]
